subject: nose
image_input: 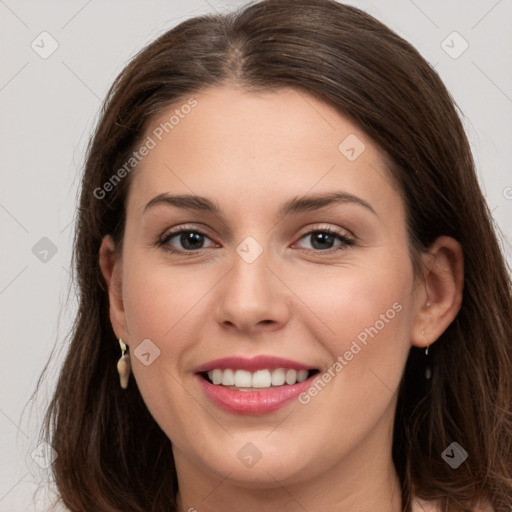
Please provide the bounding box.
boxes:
[215,244,291,335]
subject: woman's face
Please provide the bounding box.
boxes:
[103,86,426,489]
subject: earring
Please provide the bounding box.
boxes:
[117,339,131,389]
[424,301,432,379]
[424,343,432,380]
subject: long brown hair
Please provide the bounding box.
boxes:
[41,0,512,510]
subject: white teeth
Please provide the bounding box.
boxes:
[234,369,252,388]
[252,369,272,388]
[205,367,312,388]
[271,368,286,386]
[211,369,222,385]
[221,369,235,386]
[285,369,297,385]
[297,369,309,382]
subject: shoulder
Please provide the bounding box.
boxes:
[411,496,495,512]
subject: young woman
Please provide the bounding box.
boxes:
[43,0,512,510]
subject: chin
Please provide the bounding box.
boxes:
[202,440,319,487]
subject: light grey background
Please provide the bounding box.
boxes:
[1,0,511,510]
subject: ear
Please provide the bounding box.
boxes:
[410,236,464,349]
[98,235,129,342]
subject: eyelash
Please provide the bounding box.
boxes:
[156,225,355,255]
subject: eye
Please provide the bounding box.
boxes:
[295,228,354,252]
[156,226,355,254]
[157,228,217,252]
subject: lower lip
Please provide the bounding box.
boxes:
[196,373,317,414]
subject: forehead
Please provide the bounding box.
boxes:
[126,86,401,219]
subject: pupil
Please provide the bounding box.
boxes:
[312,232,333,250]
[182,232,203,250]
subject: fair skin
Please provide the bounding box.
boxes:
[99,85,463,512]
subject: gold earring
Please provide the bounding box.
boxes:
[117,339,131,389]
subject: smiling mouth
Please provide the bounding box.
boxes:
[199,368,320,391]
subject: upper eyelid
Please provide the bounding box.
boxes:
[161,223,352,237]
[160,224,217,241]
[159,224,354,248]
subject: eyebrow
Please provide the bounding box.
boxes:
[143,191,377,218]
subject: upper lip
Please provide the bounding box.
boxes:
[194,355,316,373]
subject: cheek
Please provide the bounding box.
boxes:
[290,250,414,411]
[122,257,212,341]
[120,257,208,434]
[120,254,228,413]
[292,253,412,352]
